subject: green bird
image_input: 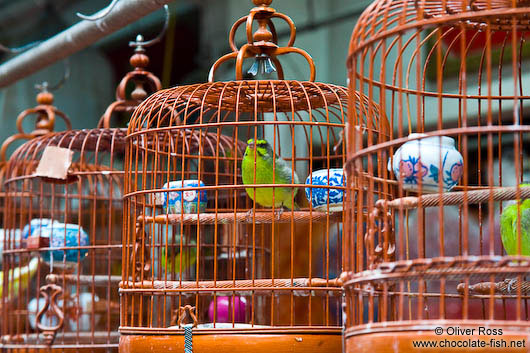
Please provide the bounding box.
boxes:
[242,139,300,210]
[500,184,530,257]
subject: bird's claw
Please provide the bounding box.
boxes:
[245,209,255,223]
[506,278,518,294]
[275,207,284,221]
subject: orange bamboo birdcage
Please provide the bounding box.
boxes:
[0,85,72,334]
[118,1,378,352]
[344,0,530,352]
[1,36,161,352]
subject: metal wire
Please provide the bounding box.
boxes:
[0,40,41,54]
[128,5,170,48]
[34,58,71,93]
[76,0,121,21]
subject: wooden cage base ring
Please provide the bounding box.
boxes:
[345,323,530,353]
[119,332,341,353]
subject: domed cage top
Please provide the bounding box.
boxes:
[1,38,161,351]
[345,0,530,351]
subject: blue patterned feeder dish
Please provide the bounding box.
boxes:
[305,169,344,212]
[22,218,60,239]
[388,133,464,193]
[162,180,207,214]
[40,223,89,263]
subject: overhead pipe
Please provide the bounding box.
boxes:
[0,0,173,88]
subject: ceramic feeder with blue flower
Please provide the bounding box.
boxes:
[40,223,90,263]
[388,133,464,193]
[305,168,344,212]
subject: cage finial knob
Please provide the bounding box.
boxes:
[35,82,54,105]
[253,18,273,43]
[253,0,272,6]
[130,50,149,69]
[36,91,54,105]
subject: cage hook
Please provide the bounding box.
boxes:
[128,5,170,49]
[0,40,41,54]
[34,58,70,93]
[76,0,120,21]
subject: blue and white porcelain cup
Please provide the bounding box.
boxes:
[22,218,60,239]
[39,223,89,263]
[305,168,344,212]
[388,133,464,193]
[162,180,207,214]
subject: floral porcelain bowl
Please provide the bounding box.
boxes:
[162,180,207,214]
[22,218,60,239]
[388,133,464,193]
[39,223,90,263]
[305,168,344,212]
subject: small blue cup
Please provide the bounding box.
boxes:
[162,180,207,214]
[40,223,89,263]
[22,218,60,239]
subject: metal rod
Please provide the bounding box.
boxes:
[0,0,172,88]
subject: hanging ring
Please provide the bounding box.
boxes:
[128,5,170,48]
[76,0,120,21]
[34,58,70,93]
[0,40,40,54]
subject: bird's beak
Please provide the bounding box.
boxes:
[248,142,255,149]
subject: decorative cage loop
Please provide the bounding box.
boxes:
[208,0,315,82]
[365,200,395,269]
[97,39,162,129]
[132,221,152,281]
[175,305,198,328]
[35,284,64,345]
[0,90,71,164]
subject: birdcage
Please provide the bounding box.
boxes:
[1,36,161,352]
[0,85,71,344]
[344,0,530,351]
[118,1,374,352]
